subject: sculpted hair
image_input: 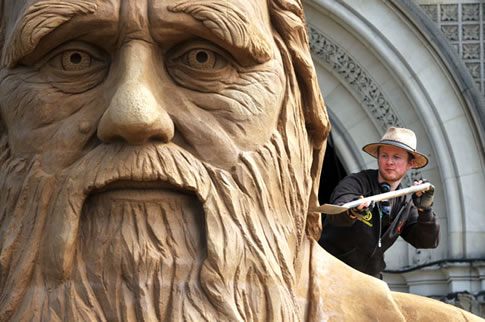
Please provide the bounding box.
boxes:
[0,1,4,136]
[0,1,3,51]
[268,0,330,239]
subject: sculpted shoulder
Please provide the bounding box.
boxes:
[309,241,483,322]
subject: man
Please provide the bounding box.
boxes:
[320,127,440,278]
[0,1,480,321]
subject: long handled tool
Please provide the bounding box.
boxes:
[310,182,433,215]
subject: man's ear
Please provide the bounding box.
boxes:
[408,158,416,170]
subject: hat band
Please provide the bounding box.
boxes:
[379,140,415,152]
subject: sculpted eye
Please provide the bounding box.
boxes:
[43,42,108,74]
[167,40,232,71]
[187,49,215,69]
[166,40,237,90]
[37,41,109,93]
[61,50,92,71]
[179,48,228,70]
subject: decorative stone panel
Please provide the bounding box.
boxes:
[463,24,480,40]
[441,4,459,21]
[420,2,485,96]
[442,25,459,40]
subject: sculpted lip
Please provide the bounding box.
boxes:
[90,180,195,200]
[74,144,212,204]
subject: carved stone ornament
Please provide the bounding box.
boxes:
[0,0,480,321]
[421,2,485,97]
[308,26,403,132]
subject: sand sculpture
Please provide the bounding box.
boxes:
[0,0,482,321]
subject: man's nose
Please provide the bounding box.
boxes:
[97,42,174,145]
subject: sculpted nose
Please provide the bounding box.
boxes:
[97,43,174,145]
[98,84,174,145]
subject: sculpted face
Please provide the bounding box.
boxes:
[0,0,328,321]
[1,0,283,171]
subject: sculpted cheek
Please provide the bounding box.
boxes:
[0,40,110,168]
[0,73,54,151]
[0,73,104,170]
[182,63,285,152]
[223,69,284,143]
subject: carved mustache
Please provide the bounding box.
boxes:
[67,142,214,203]
[44,142,218,280]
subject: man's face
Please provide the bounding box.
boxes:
[0,0,284,172]
[377,145,414,183]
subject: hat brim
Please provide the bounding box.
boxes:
[362,142,429,169]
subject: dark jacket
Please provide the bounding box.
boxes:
[320,169,440,277]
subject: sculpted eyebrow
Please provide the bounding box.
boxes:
[1,0,97,68]
[168,1,271,64]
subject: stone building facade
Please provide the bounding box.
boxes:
[421,1,485,97]
[304,0,485,317]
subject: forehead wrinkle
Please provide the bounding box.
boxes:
[167,0,271,63]
[2,0,97,68]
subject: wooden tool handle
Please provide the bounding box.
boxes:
[343,182,432,209]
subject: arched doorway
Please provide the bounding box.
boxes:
[317,131,347,246]
[304,0,485,303]
[318,132,347,205]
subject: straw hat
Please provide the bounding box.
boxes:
[362,127,429,168]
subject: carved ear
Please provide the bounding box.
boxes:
[269,0,330,240]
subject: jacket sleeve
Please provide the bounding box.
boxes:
[400,201,440,248]
[324,174,365,227]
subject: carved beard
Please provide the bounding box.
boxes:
[78,191,207,321]
[0,129,312,321]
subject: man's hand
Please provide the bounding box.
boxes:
[412,180,435,211]
[349,196,374,219]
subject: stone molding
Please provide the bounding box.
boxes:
[384,260,485,317]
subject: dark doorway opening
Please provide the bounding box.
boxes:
[317,132,347,205]
[317,132,347,245]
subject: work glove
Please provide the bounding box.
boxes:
[349,199,375,219]
[412,183,435,211]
